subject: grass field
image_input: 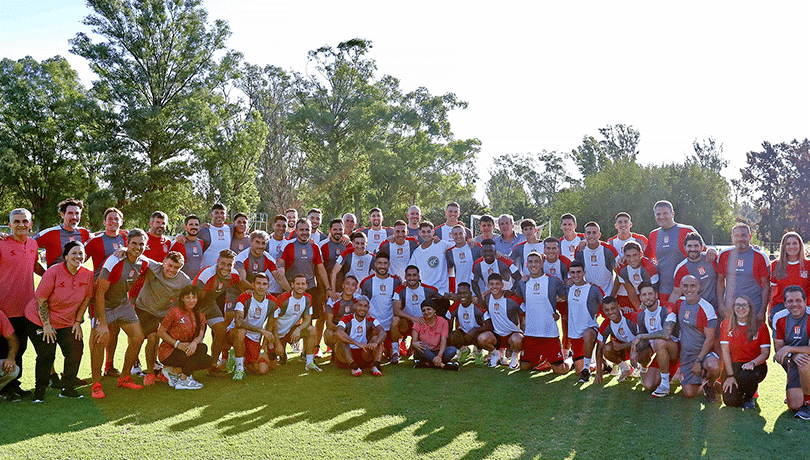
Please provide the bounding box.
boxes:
[2,328,809,460]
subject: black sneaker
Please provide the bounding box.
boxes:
[14,387,32,398]
[63,374,89,387]
[443,362,460,371]
[703,383,717,403]
[602,364,613,375]
[59,387,83,399]
[49,373,63,389]
[578,368,591,383]
[0,388,21,402]
[795,404,810,420]
[32,387,46,403]
[741,400,757,410]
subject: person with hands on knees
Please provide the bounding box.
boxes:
[334,296,384,376]
[157,285,211,390]
[772,285,810,419]
[720,295,770,409]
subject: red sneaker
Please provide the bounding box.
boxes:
[351,368,362,377]
[372,366,383,377]
[143,373,156,386]
[117,376,143,390]
[399,341,408,356]
[91,382,105,399]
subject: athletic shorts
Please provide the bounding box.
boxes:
[569,327,597,360]
[521,336,564,366]
[680,352,719,386]
[649,341,680,375]
[784,360,802,390]
[98,302,139,326]
[200,300,225,326]
[494,331,521,349]
[400,318,414,336]
[244,337,265,364]
[135,307,164,336]
[351,348,375,368]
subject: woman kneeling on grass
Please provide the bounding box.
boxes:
[720,295,770,409]
[157,285,212,390]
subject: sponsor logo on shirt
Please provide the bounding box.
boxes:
[180,318,186,324]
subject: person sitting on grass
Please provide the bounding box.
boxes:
[157,285,211,390]
[720,295,770,409]
[334,296,384,376]
[226,273,278,381]
[772,285,810,419]
[594,297,648,384]
[412,300,459,371]
[477,274,523,369]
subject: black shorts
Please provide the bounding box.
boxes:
[135,307,164,336]
[784,360,802,390]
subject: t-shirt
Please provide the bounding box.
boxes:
[326,296,356,324]
[445,303,484,333]
[135,259,192,317]
[574,242,618,297]
[515,275,567,338]
[360,274,402,331]
[494,233,526,257]
[608,233,648,255]
[230,235,251,255]
[675,297,718,359]
[266,235,290,262]
[410,241,453,294]
[445,243,482,289]
[337,314,382,349]
[234,293,276,342]
[0,236,38,317]
[200,224,232,269]
[143,233,171,262]
[543,256,570,282]
[413,316,449,351]
[24,263,93,328]
[337,251,374,284]
[85,231,127,276]
[774,309,810,347]
[273,291,313,336]
[567,282,602,339]
[99,253,148,310]
[395,283,442,319]
[674,257,718,307]
[720,319,770,363]
[510,241,545,276]
[483,294,521,336]
[34,225,90,266]
[717,247,771,315]
[636,301,677,336]
[616,257,659,297]
[279,240,324,289]
[379,238,420,280]
[235,249,281,293]
[597,314,640,344]
[158,306,205,361]
[472,257,519,294]
[770,259,810,306]
[645,223,697,295]
[193,265,241,309]
[0,310,14,338]
[560,233,585,263]
[360,227,393,255]
[170,238,205,280]
[319,238,347,275]
[434,224,472,246]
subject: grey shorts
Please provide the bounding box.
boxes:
[680,352,719,386]
[95,302,139,326]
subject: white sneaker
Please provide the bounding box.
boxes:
[131,362,144,376]
[305,362,322,372]
[510,353,520,369]
[162,368,179,388]
[652,384,670,398]
[175,376,203,390]
[488,354,500,368]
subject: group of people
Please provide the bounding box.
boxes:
[1,198,810,419]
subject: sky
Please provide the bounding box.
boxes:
[2,1,809,202]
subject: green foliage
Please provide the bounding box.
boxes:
[0,56,103,226]
[570,124,640,178]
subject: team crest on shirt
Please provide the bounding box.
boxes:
[684,310,691,320]
[487,268,494,275]
[574,288,581,296]
[69,236,76,242]
[663,235,670,244]
[697,266,705,275]
[192,245,199,254]
[412,294,418,302]
[460,252,466,260]
[380,284,386,292]
[533,282,540,291]
[357,325,364,334]
[128,269,136,279]
[463,312,470,320]
[649,317,655,326]
[569,245,575,253]
[591,254,597,263]
[397,248,403,255]
[218,229,224,237]
[618,327,625,335]
[428,256,439,268]
[253,263,259,271]
[301,248,307,256]
[358,260,364,268]
[737,259,745,268]
[253,306,261,317]
[112,243,120,249]
[294,304,301,312]
[345,305,351,314]
[794,325,801,335]
[494,302,500,311]
[550,267,556,276]
[633,273,641,282]
[374,234,380,241]
[238,244,244,251]
[217,282,224,291]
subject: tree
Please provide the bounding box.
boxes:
[781,139,810,237]
[739,141,790,244]
[0,56,103,225]
[690,137,728,173]
[570,124,640,178]
[70,0,240,226]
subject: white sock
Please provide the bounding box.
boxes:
[583,358,591,369]
[490,350,500,364]
[392,342,400,356]
[661,373,670,387]
[511,352,520,365]
[306,354,314,365]
[235,357,245,371]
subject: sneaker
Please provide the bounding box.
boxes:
[578,368,591,383]
[13,387,32,398]
[156,372,169,384]
[117,376,143,390]
[703,383,717,403]
[59,387,83,399]
[32,387,46,403]
[233,369,245,381]
[351,368,363,377]
[175,377,203,390]
[795,404,810,420]
[603,364,613,375]
[652,384,670,398]
[143,373,156,386]
[91,382,105,399]
[49,373,63,389]
[488,356,500,368]
[290,341,301,354]
[131,361,143,376]
[741,400,757,410]
[1,388,21,402]
[325,346,333,354]
[104,365,121,378]
[390,354,400,365]
[372,366,383,377]
[226,349,236,373]
[444,362,460,371]
[161,368,178,388]
[399,341,409,356]
[415,360,430,369]
[314,347,324,359]
[509,360,520,370]
[533,361,552,372]
[305,362,322,372]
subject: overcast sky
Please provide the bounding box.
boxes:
[2,1,809,201]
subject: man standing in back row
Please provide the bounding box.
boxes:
[645,200,699,303]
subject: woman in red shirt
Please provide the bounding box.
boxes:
[769,232,810,327]
[720,295,770,409]
[157,285,211,390]
[24,241,94,401]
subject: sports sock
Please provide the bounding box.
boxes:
[392,343,400,356]
[235,357,245,371]
[583,357,591,369]
[803,394,810,405]
[661,372,670,387]
[306,354,314,365]
[489,350,500,365]
[511,352,520,366]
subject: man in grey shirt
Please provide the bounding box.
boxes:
[494,214,526,256]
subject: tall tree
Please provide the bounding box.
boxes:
[0,56,103,225]
[570,124,640,178]
[70,0,240,225]
[690,137,728,173]
[740,141,790,244]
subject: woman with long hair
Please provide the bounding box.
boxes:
[157,285,212,389]
[769,232,810,327]
[720,295,770,409]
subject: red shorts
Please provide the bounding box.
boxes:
[351,348,374,368]
[570,337,585,360]
[522,336,564,366]
[244,338,266,364]
[649,341,680,375]
[495,332,520,349]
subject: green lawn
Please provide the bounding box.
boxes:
[1,331,807,460]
